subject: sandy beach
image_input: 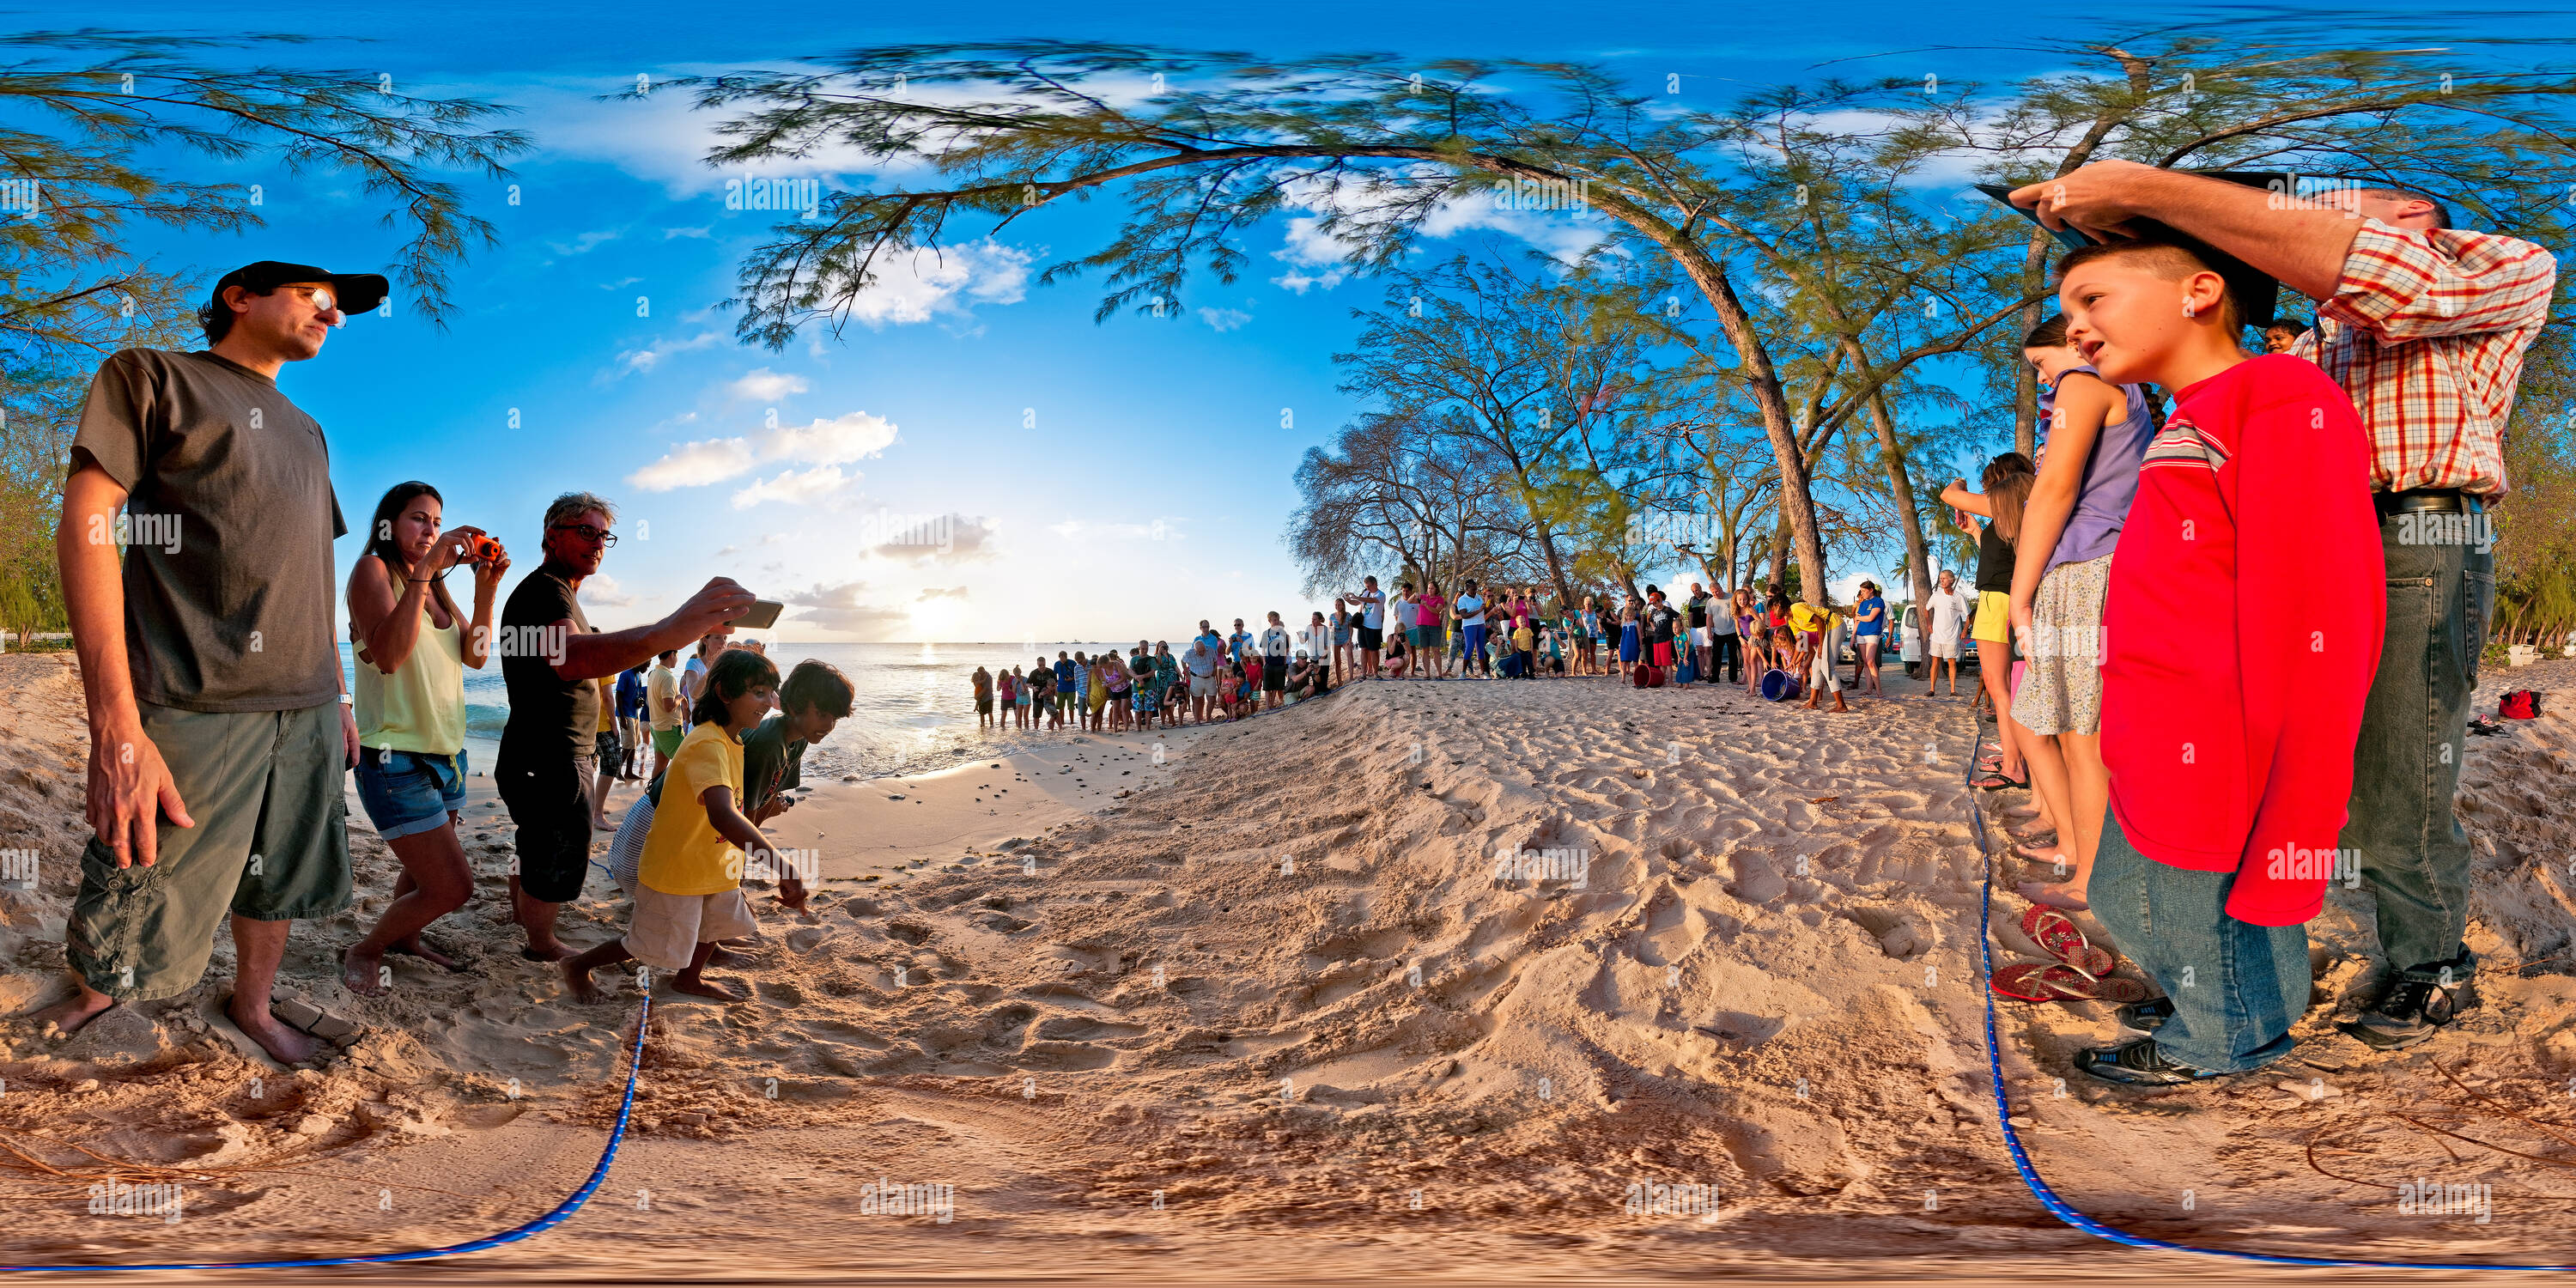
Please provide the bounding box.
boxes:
[4,648,2575,1279]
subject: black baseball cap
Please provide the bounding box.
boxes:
[1976,172,2285,328]
[209,260,391,318]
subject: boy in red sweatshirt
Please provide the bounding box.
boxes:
[2056,240,2385,1085]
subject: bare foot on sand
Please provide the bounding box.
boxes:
[670,973,742,1001]
[389,936,461,971]
[704,945,753,969]
[559,960,607,1004]
[34,987,115,1036]
[228,995,321,1066]
[342,945,390,997]
[2015,879,2090,911]
[520,939,575,963]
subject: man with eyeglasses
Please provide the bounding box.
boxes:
[496,494,756,961]
[35,262,380,1064]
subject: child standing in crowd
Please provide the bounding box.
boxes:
[1941,455,2055,864]
[2004,314,2161,910]
[2054,239,2384,1086]
[1851,581,1886,696]
[1391,584,1419,677]
[1331,598,1352,678]
[1508,614,1534,678]
[562,647,804,1005]
[1733,589,1765,695]
[1416,582,1449,678]
[1790,600,1849,713]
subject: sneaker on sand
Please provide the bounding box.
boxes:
[2074,1036,2229,1086]
[2339,954,2479,1051]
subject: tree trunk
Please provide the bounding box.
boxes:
[1531,517,1575,617]
[1643,228,1831,605]
[1864,390,1934,611]
[1767,510,1791,595]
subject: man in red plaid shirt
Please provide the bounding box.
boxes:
[2014,160,2556,1053]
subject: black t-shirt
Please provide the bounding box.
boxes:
[740,714,805,815]
[1645,605,1680,643]
[1975,522,2016,593]
[1686,594,1710,629]
[498,565,598,766]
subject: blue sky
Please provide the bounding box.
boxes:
[41,1,2498,641]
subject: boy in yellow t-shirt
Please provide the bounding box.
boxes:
[1788,603,1848,713]
[562,649,806,1004]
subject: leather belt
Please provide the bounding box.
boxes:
[2374,489,2478,515]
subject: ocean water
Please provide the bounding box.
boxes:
[340,641,1151,783]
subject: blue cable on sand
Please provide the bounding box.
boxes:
[1960,714,2576,1271]
[2,993,650,1273]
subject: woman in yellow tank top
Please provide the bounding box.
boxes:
[343,482,507,996]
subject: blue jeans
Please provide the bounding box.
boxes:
[354,746,469,841]
[2089,808,2311,1072]
[1462,623,1488,673]
[2342,502,2489,972]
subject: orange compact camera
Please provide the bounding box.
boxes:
[468,536,501,564]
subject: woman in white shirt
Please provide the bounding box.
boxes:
[1260,612,1294,710]
[1303,611,1334,690]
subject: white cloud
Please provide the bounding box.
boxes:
[917,586,969,601]
[549,228,621,256]
[841,239,1033,327]
[1048,518,1177,542]
[629,410,899,495]
[581,572,637,608]
[872,512,999,562]
[665,225,713,240]
[1197,306,1251,332]
[727,368,810,402]
[627,437,756,489]
[780,579,908,639]
[732,464,853,508]
[502,66,1176,199]
[1267,165,1616,291]
[612,330,723,375]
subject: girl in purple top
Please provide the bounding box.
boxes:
[2008,313,2159,910]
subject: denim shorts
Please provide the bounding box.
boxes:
[355,746,469,841]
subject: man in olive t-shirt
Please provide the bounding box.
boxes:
[36,261,386,1066]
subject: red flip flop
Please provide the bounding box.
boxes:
[2020,905,2117,976]
[1990,962,2150,1004]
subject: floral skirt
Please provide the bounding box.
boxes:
[2010,553,2111,736]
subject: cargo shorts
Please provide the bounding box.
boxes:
[67,701,352,1001]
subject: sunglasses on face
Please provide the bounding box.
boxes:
[550,523,618,547]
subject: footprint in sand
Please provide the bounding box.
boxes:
[1840,903,1937,960]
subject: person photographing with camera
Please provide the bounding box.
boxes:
[342,482,507,996]
[495,491,762,962]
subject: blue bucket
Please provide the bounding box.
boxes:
[1760,669,1802,702]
